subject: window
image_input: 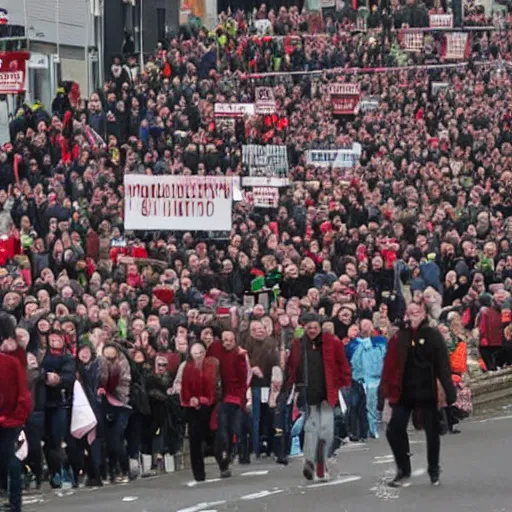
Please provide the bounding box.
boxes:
[157,8,166,40]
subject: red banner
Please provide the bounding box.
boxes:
[0,52,29,94]
[329,83,361,115]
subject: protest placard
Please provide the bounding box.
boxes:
[214,103,255,117]
[242,145,288,178]
[124,175,233,231]
[255,87,277,114]
[328,83,361,115]
[305,143,362,168]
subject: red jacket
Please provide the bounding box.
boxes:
[287,333,351,408]
[206,339,223,360]
[0,353,32,428]
[479,306,503,347]
[216,345,248,406]
[180,357,219,408]
[0,235,21,266]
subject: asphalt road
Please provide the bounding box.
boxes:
[22,414,512,512]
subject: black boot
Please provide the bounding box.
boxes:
[429,467,441,486]
[274,430,288,466]
[388,468,411,488]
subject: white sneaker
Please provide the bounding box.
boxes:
[314,471,331,482]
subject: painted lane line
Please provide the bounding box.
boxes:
[176,501,226,512]
[240,489,284,500]
[122,496,138,502]
[241,470,269,476]
[411,468,426,477]
[307,476,361,489]
[186,478,221,487]
[374,455,394,460]
[477,414,512,424]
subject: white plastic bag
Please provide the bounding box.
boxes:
[15,430,28,461]
[338,389,348,415]
[71,380,97,443]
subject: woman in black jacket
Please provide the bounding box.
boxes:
[25,352,47,489]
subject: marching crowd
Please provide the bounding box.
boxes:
[0,0,512,509]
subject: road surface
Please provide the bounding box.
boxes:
[22,415,512,512]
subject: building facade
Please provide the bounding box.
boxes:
[1,0,179,108]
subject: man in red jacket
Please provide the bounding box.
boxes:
[214,330,249,479]
[0,314,33,512]
[379,301,455,488]
[287,313,351,482]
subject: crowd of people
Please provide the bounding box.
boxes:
[0,0,511,508]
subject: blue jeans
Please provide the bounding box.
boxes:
[104,404,131,478]
[44,408,70,477]
[343,381,368,441]
[25,411,45,485]
[215,403,241,471]
[0,428,21,512]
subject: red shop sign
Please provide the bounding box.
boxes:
[0,52,29,94]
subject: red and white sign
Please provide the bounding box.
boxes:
[252,187,279,208]
[255,87,276,115]
[329,83,361,116]
[214,103,255,118]
[429,14,453,28]
[0,52,29,94]
[443,32,470,60]
[400,31,424,52]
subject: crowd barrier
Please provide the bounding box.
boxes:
[470,367,512,416]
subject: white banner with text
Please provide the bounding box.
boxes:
[124,175,233,231]
[305,143,362,168]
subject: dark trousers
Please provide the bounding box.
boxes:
[250,387,274,457]
[239,412,252,463]
[104,404,131,478]
[480,346,501,371]
[0,428,21,512]
[125,412,143,460]
[187,407,212,481]
[344,381,369,441]
[44,407,69,477]
[273,396,292,462]
[386,404,440,476]
[25,411,45,485]
[215,403,241,472]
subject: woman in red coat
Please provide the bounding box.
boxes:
[180,343,219,482]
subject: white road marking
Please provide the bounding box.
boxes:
[411,468,426,477]
[176,501,226,512]
[307,476,361,489]
[122,496,139,502]
[373,455,394,465]
[374,455,394,460]
[186,479,221,487]
[55,491,75,497]
[240,489,284,500]
[241,470,269,476]
[477,415,512,424]
[23,497,44,504]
